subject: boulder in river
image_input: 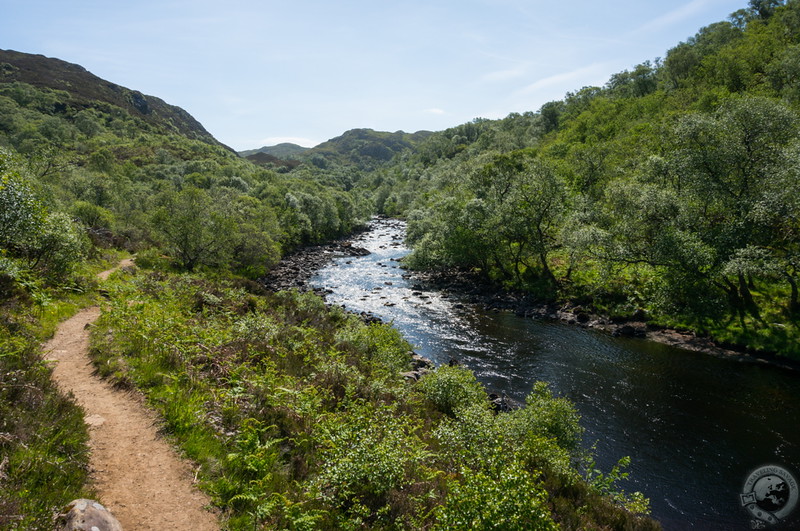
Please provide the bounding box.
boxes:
[55,499,123,531]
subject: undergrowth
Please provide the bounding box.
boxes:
[89,266,659,530]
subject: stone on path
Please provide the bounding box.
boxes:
[55,499,123,531]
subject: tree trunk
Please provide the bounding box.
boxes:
[786,272,799,317]
[720,277,747,329]
[739,273,763,323]
[540,252,558,287]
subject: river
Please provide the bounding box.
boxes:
[309,218,800,530]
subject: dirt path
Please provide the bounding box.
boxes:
[45,261,218,530]
[96,258,136,281]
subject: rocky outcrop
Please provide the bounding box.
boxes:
[488,392,522,413]
[55,499,123,531]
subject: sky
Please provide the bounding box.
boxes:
[1,0,749,150]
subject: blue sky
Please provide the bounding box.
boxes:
[1,0,748,150]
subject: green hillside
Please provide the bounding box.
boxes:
[379,0,800,358]
[304,128,433,169]
[0,49,226,148]
[239,142,309,159]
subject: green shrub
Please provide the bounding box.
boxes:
[417,365,487,416]
[503,381,584,453]
[71,200,115,230]
[312,404,432,525]
[336,322,411,376]
[133,247,172,271]
[29,212,89,282]
[0,149,46,258]
[434,462,558,531]
[433,403,499,470]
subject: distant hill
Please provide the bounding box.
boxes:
[243,151,302,170]
[242,129,434,170]
[0,49,229,150]
[304,128,433,169]
[312,128,433,160]
[239,142,309,159]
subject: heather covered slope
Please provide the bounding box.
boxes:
[0,49,226,147]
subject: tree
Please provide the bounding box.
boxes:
[749,0,784,19]
[0,149,44,254]
[467,150,565,286]
[668,96,799,320]
[218,193,282,278]
[1,149,88,282]
[27,212,89,281]
[152,187,235,271]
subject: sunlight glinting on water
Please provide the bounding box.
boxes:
[310,218,800,530]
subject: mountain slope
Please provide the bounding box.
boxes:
[239,142,309,159]
[0,49,229,149]
[243,151,302,169]
[311,128,432,161]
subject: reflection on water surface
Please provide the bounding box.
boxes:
[310,219,800,530]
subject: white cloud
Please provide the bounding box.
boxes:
[632,0,713,36]
[258,136,319,148]
[424,108,446,115]
[518,62,610,95]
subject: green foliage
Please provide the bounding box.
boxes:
[29,212,90,281]
[394,1,800,357]
[510,382,584,453]
[0,149,45,253]
[584,454,652,515]
[85,268,653,529]
[71,200,115,230]
[312,404,433,526]
[152,187,235,271]
[417,365,487,417]
[132,247,171,271]
[0,281,94,529]
[0,149,88,284]
[433,462,558,531]
[336,322,411,376]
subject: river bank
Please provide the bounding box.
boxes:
[304,217,800,529]
[409,267,800,373]
[261,218,800,373]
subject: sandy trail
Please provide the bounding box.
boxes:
[45,261,218,530]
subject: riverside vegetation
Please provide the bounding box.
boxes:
[1,0,797,529]
[374,0,800,358]
[87,265,654,529]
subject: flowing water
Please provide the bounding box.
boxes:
[310,218,800,530]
